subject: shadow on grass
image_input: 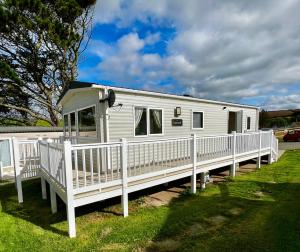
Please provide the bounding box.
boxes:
[0,176,191,237]
[1,152,299,249]
[0,179,69,236]
[145,179,300,252]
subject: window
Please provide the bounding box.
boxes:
[134,107,163,136]
[78,106,96,137]
[70,112,76,136]
[63,114,69,137]
[247,116,251,130]
[135,107,147,136]
[192,111,204,129]
[150,109,162,134]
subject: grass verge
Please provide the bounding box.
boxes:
[1,151,300,251]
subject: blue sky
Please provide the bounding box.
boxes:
[78,0,300,110]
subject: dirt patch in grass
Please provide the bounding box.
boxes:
[229,207,244,216]
[254,191,265,197]
[206,215,228,227]
[186,223,206,237]
[147,239,181,252]
[100,227,112,239]
[100,243,126,251]
[143,187,186,207]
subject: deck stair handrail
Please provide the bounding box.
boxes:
[39,140,66,188]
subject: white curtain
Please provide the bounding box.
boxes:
[135,108,144,129]
[0,139,11,167]
[152,110,162,129]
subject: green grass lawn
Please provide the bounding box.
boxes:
[1,151,300,252]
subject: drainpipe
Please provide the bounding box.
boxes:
[103,88,110,143]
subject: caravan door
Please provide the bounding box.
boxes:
[236,110,243,133]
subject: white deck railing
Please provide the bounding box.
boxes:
[39,140,66,188]
[9,130,278,237]
[58,131,277,192]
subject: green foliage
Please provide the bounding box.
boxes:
[35,119,52,127]
[1,151,300,251]
[0,0,96,126]
[259,109,269,128]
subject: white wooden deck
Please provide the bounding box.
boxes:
[12,131,278,238]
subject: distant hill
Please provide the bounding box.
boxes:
[266,109,300,118]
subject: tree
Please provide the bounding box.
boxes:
[0,0,96,126]
[259,109,269,128]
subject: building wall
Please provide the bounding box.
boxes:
[60,88,258,172]
[108,90,258,142]
[62,89,104,140]
[62,89,100,114]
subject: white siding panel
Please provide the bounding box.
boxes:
[108,91,258,142]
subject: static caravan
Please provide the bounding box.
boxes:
[60,81,259,143]
[13,81,278,238]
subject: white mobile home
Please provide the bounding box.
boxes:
[60,81,259,143]
[12,81,278,238]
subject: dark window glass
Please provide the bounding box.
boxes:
[193,112,203,128]
[150,109,162,134]
[135,107,147,136]
[70,112,76,136]
[64,114,69,136]
[247,117,251,130]
[78,107,96,137]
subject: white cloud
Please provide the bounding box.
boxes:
[96,33,165,83]
[93,0,123,24]
[264,95,300,110]
[88,0,300,109]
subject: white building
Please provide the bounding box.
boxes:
[60,81,259,143]
[10,81,278,238]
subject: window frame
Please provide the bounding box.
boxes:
[133,106,148,137]
[77,105,97,138]
[191,110,204,130]
[133,106,164,137]
[63,110,76,137]
[63,113,69,137]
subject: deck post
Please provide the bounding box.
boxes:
[275,138,279,162]
[230,131,237,177]
[38,137,47,199]
[268,130,273,164]
[121,138,128,217]
[12,137,23,203]
[41,177,47,199]
[64,140,76,238]
[256,131,262,169]
[191,134,197,194]
[50,185,57,214]
[47,139,53,172]
[200,172,206,191]
[0,161,3,180]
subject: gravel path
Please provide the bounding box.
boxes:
[278,142,300,150]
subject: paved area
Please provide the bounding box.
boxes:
[143,159,264,206]
[143,150,287,206]
[278,142,300,150]
[0,167,15,181]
